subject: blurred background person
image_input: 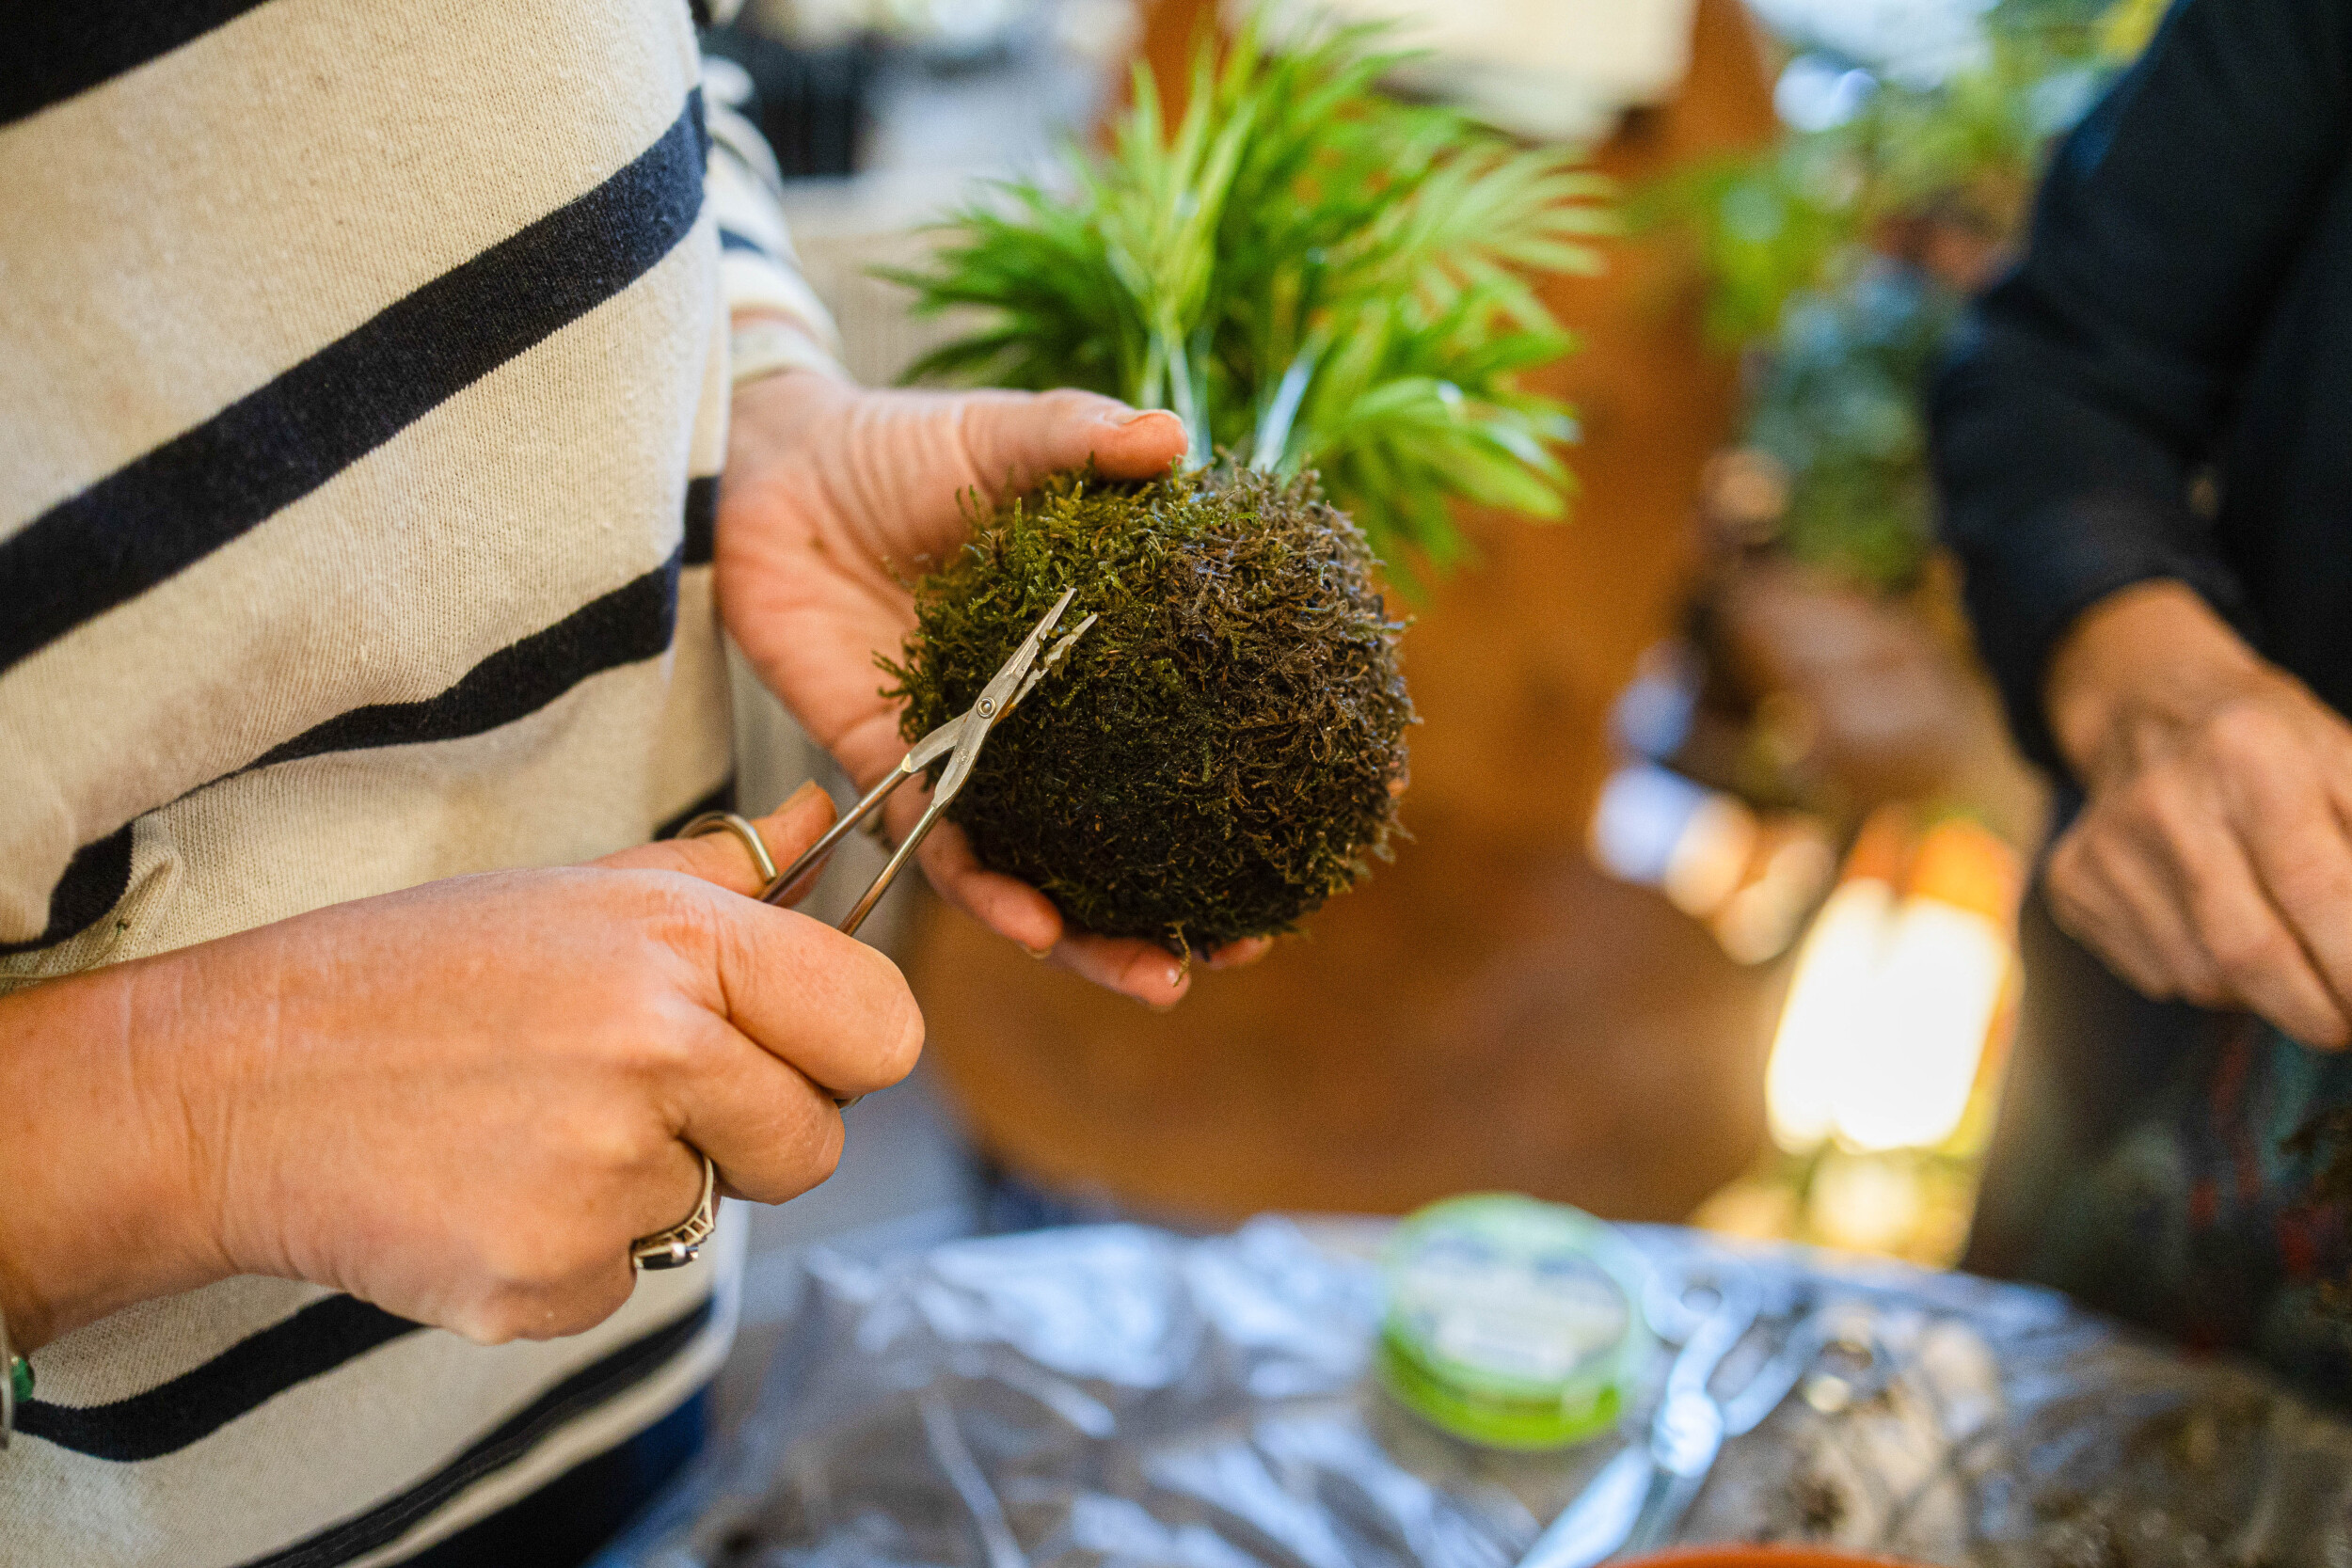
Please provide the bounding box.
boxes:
[1935,0,2352,1397]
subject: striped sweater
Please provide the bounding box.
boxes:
[0,3,838,1562]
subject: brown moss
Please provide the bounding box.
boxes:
[881,467,1413,951]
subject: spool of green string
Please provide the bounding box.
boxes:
[1376,1194,1654,1450]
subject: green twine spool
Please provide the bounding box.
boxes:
[8,1354,27,1406]
[1376,1194,1654,1451]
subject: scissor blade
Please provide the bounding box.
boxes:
[974,586,1079,720]
[928,589,1086,814]
[1007,612,1098,716]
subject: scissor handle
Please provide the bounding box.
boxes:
[838,792,952,938]
[756,763,914,909]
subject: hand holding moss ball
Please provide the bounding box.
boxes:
[883,467,1413,954]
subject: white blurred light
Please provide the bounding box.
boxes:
[1766,878,1896,1149]
[1836,898,2007,1151]
[1765,876,2008,1154]
[1742,0,1993,87]
[1589,763,1761,920]
[1590,763,1711,889]
[1774,55,1876,132]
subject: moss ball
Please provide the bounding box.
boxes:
[882,467,1413,951]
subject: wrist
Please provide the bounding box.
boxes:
[0,949,235,1351]
[2046,580,2272,789]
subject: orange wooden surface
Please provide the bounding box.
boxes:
[907,0,1791,1225]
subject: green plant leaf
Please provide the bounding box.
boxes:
[889,13,1606,571]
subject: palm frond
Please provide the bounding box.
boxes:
[888,14,1610,570]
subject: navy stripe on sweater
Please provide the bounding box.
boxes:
[0,89,707,674]
[0,0,278,129]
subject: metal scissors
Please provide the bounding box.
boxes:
[1516,1275,1887,1568]
[654,593,1090,1238]
[1510,1265,1763,1568]
[760,586,1097,938]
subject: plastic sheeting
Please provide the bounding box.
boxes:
[597,1219,2352,1568]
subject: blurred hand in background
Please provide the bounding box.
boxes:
[2046,581,2352,1050]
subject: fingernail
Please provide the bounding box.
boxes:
[781,780,827,813]
[1112,406,1175,426]
[1024,943,1052,960]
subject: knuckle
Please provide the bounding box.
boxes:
[2179,974,2227,1008]
[465,1280,628,1345]
[455,1289,549,1347]
[2115,772,2187,834]
[618,1011,704,1084]
[2205,923,2288,989]
[452,1305,520,1347]
[2046,834,2092,892]
[618,868,721,952]
[2202,700,2291,772]
[565,1101,675,1175]
[1038,387,1102,420]
[473,1222,606,1299]
[2205,697,2278,747]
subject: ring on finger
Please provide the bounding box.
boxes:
[630,1150,719,1272]
[678,811,780,889]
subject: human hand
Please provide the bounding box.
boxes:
[2046,581,2352,1047]
[715,370,1274,1004]
[0,784,918,1351]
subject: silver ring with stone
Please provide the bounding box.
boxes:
[630,1151,718,1272]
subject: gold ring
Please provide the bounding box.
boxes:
[677,810,779,889]
[630,1151,719,1272]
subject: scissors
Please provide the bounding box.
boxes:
[1515,1278,1886,1568]
[755,586,1097,939]
[651,593,1090,1249]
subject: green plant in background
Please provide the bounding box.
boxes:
[1743,270,1957,590]
[1648,0,2153,589]
[889,17,1612,574]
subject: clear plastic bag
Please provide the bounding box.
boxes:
[596,1219,2352,1568]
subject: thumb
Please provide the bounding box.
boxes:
[961,388,1188,503]
[594,781,838,900]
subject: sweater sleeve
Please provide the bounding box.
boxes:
[701,55,846,378]
[1930,0,2351,774]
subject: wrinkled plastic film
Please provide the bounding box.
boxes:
[596,1220,2352,1568]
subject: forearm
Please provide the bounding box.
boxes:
[0,950,229,1351]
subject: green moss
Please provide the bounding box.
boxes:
[882,467,1413,951]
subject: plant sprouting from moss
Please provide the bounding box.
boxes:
[883,17,1611,575]
[882,467,1412,951]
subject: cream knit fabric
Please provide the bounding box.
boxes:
[0,1,837,1561]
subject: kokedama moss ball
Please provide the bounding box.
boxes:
[882,467,1413,951]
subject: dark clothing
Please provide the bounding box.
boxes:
[1968,888,2352,1401]
[1934,0,2352,1401]
[1933,0,2352,773]
[402,1389,707,1568]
